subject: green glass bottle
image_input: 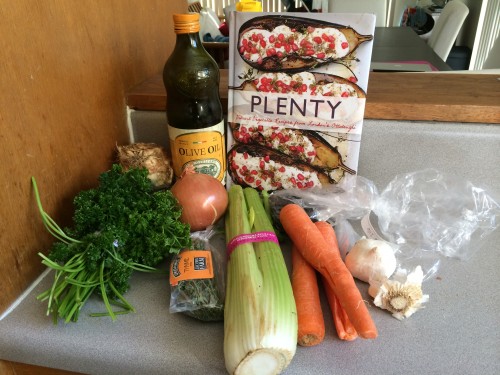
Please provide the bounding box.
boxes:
[163,13,226,183]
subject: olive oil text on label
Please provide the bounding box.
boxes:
[168,121,226,183]
[178,143,223,156]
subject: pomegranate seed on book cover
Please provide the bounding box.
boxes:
[226,12,375,191]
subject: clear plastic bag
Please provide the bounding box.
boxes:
[372,169,500,278]
[169,225,226,321]
[269,169,500,280]
[269,174,378,224]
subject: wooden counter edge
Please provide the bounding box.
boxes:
[0,359,85,375]
[126,72,500,124]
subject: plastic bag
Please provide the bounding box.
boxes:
[269,174,378,224]
[169,225,226,321]
[372,169,499,278]
[333,218,361,260]
[269,169,500,280]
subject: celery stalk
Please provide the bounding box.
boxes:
[224,185,297,375]
[224,185,263,373]
[261,190,272,223]
[244,188,297,362]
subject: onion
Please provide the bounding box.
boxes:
[170,164,228,232]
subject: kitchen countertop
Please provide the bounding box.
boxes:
[1,119,499,375]
[126,71,500,124]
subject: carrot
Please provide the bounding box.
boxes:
[291,244,325,346]
[314,221,359,341]
[314,221,358,341]
[279,204,378,339]
[328,285,359,341]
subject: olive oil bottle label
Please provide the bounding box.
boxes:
[168,121,226,183]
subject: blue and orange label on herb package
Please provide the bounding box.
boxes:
[170,250,214,286]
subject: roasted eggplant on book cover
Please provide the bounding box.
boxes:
[237,15,373,73]
[228,143,334,190]
[231,70,366,97]
[229,123,355,175]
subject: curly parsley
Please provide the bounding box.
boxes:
[33,164,191,323]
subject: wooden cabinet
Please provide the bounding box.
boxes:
[0,2,186,373]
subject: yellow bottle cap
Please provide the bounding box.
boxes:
[173,13,200,34]
[236,0,263,12]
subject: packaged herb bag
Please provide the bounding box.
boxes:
[169,226,226,321]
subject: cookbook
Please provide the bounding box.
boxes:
[226,12,375,191]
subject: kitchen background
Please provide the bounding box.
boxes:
[0,1,498,373]
[195,0,499,70]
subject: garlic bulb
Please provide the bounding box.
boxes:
[369,266,429,320]
[345,237,397,284]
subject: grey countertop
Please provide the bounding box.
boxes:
[1,119,499,375]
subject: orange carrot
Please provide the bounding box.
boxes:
[280,204,378,339]
[314,221,359,341]
[329,286,359,341]
[291,244,325,346]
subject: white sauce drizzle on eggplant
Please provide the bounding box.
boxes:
[239,26,349,63]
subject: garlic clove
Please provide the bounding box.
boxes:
[371,266,429,320]
[368,278,385,299]
[345,237,397,283]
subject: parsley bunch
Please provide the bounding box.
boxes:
[33,165,191,323]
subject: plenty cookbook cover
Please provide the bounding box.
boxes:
[227,12,376,191]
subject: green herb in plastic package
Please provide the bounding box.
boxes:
[169,225,226,322]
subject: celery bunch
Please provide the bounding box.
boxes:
[224,185,297,375]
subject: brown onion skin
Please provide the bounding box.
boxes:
[170,168,228,232]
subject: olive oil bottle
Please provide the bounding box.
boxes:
[163,13,225,183]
